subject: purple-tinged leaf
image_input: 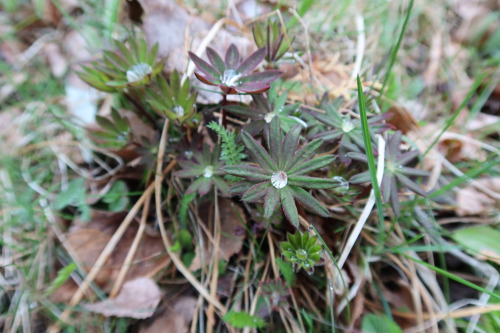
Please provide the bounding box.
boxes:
[345,152,368,163]
[241,131,278,171]
[236,47,266,74]
[229,181,253,195]
[174,169,204,178]
[399,167,429,177]
[267,117,283,168]
[288,155,336,176]
[397,150,420,165]
[263,187,280,218]
[237,83,271,94]
[198,178,213,196]
[395,173,427,197]
[225,44,240,69]
[281,125,302,169]
[223,165,271,181]
[206,47,226,73]
[186,177,208,195]
[252,94,272,113]
[381,174,392,202]
[212,176,230,196]
[242,181,272,202]
[313,130,343,142]
[290,186,330,217]
[188,52,220,80]
[240,70,283,84]
[349,171,371,184]
[288,176,337,189]
[390,178,400,216]
[194,72,218,86]
[281,187,299,227]
[285,139,322,171]
[388,131,402,158]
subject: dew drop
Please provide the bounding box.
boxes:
[126,63,152,83]
[203,166,214,178]
[331,176,349,194]
[264,112,276,123]
[172,105,185,117]
[271,171,288,189]
[220,69,242,87]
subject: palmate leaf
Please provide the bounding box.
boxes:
[189,43,283,94]
[348,130,428,215]
[224,118,337,226]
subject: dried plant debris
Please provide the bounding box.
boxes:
[3,1,500,332]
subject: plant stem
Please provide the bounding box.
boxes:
[221,94,228,128]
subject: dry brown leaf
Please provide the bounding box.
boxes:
[44,42,68,78]
[387,105,418,134]
[52,210,170,302]
[83,277,162,319]
[455,178,500,216]
[139,296,197,333]
[189,198,245,271]
[465,113,500,131]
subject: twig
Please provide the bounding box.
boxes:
[154,120,228,315]
[350,14,365,79]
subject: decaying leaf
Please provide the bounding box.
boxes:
[139,296,197,333]
[52,210,170,302]
[455,178,500,216]
[84,277,162,319]
[189,198,245,271]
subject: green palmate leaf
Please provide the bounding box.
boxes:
[222,165,270,180]
[285,138,323,171]
[281,125,302,165]
[288,155,336,176]
[241,131,277,171]
[223,310,266,329]
[225,44,240,69]
[289,186,329,217]
[236,47,266,73]
[206,47,226,73]
[188,52,220,80]
[280,187,299,227]
[264,188,280,218]
[288,176,337,189]
[242,181,272,202]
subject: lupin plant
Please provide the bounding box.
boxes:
[252,19,293,65]
[70,20,431,326]
[310,96,391,164]
[348,131,429,215]
[223,117,338,227]
[174,144,229,197]
[188,44,283,94]
[77,39,163,91]
[280,232,323,275]
[225,82,305,134]
[145,70,199,125]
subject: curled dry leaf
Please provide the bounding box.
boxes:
[455,178,500,216]
[84,277,162,319]
[139,296,197,333]
[189,198,245,271]
[52,210,170,303]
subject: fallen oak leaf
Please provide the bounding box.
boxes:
[83,277,162,319]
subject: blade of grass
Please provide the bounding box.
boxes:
[357,76,385,244]
[377,0,414,105]
[103,0,121,39]
[423,72,487,157]
[401,253,500,301]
